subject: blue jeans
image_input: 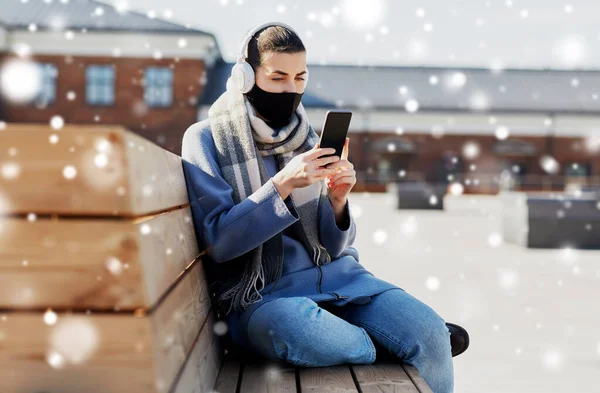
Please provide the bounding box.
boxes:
[232,288,454,393]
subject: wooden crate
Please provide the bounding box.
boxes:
[0,124,221,393]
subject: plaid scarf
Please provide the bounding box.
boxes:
[208,81,331,316]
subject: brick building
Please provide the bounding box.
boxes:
[200,63,600,193]
[0,0,219,154]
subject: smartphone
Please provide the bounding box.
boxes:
[318,110,352,164]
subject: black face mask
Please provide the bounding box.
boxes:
[245,84,303,129]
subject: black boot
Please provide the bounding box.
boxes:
[446,322,470,357]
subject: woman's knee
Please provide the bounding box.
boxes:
[402,306,451,358]
[246,297,376,366]
[246,297,318,356]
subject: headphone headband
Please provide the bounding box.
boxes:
[237,21,299,62]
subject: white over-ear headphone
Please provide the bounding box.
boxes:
[231,22,305,94]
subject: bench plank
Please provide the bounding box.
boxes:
[0,207,200,309]
[151,256,211,392]
[0,256,209,393]
[213,352,242,393]
[0,124,188,216]
[402,365,434,393]
[352,362,419,392]
[298,365,358,392]
[171,311,222,393]
[239,358,297,393]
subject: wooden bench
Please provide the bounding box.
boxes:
[501,191,600,248]
[397,182,445,210]
[0,124,432,392]
[213,350,433,392]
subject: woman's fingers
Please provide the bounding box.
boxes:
[325,159,353,171]
[328,170,355,183]
[313,155,340,168]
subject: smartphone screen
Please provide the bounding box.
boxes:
[319,110,352,161]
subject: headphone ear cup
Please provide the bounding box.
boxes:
[231,62,255,94]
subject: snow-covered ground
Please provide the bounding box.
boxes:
[349,192,600,393]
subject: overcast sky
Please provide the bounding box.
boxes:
[102,0,600,70]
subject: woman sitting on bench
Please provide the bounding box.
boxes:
[181,22,468,393]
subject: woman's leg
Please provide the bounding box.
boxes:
[242,297,377,367]
[339,289,454,393]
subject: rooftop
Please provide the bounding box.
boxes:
[201,61,600,114]
[0,0,212,35]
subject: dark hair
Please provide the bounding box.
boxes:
[246,25,306,70]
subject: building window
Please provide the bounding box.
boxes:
[86,65,115,106]
[565,162,590,177]
[144,67,173,107]
[36,63,58,106]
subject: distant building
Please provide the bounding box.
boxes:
[0,0,219,154]
[200,62,600,193]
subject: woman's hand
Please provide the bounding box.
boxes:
[272,145,340,200]
[324,138,356,204]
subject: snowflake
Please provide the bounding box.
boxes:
[49,317,99,365]
[497,268,519,290]
[400,216,418,235]
[94,154,108,168]
[488,233,503,247]
[449,183,464,196]
[341,0,385,30]
[540,155,560,174]
[469,90,490,111]
[405,99,419,113]
[105,257,124,275]
[425,276,440,291]
[319,12,336,28]
[541,349,563,370]
[63,165,77,179]
[1,162,21,180]
[0,59,43,103]
[495,126,510,140]
[44,309,58,326]
[213,321,229,336]
[46,351,66,369]
[553,36,587,67]
[443,72,467,92]
[407,38,428,59]
[462,141,480,159]
[372,229,387,244]
[140,224,152,235]
[115,1,129,14]
[50,115,64,130]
